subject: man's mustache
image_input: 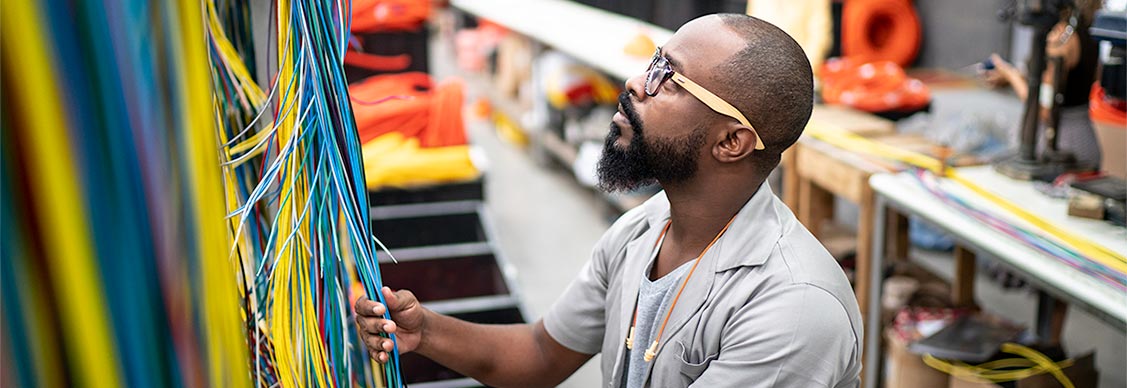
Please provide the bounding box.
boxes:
[617,91,643,133]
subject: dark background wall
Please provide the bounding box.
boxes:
[572,0,1018,71]
[913,0,1015,69]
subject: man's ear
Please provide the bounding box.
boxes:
[711,122,758,163]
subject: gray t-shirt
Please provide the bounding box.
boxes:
[623,251,694,388]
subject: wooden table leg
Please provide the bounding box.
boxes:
[855,184,875,324]
[886,210,910,262]
[1037,292,1069,345]
[798,178,834,239]
[952,246,977,308]
[859,187,886,388]
[782,148,799,212]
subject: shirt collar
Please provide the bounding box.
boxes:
[638,181,784,271]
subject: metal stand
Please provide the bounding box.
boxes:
[995,0,1091,181]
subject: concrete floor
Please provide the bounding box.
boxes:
[470,119,607,387]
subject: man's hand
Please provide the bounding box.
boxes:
[354,287,427,363]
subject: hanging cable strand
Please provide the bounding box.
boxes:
[2,0,255,386]
[208,0,403,386]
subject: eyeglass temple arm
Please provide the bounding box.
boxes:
[671,73,765,150]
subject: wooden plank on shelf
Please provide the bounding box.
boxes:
[386,242,495,262]
[808,105,896,137]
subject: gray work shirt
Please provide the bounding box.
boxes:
[544,182,863,387]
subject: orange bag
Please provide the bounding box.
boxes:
[423,78,466,148]
[349,72,467,147]
[821,57,930,113]
[350,0,430,33]
[343,50,411,73]
[842,0,921,67]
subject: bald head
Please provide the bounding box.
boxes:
[712,14,813,155]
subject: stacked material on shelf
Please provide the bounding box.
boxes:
[345,0,433,77]
[350,72,479,189]
[351,72,468,147]
[366,186,526,387]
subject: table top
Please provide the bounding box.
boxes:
[451,0,673,81]
[870,166,1127,327]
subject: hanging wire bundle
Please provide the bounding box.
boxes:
[3,0,399,386]
[2,0,249,386]
[209,0,404,386]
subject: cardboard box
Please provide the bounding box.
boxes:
[886,328,950,388]
[1092,119,1126,180]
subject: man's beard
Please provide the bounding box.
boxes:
[597,93,706,193]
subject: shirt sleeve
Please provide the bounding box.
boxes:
[542,228,616,355]
[689,284,861,388]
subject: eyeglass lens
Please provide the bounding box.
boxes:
[644,54,669,96]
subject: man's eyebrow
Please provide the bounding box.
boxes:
[660,47,683,71]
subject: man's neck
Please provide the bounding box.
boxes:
[649,172,764,278]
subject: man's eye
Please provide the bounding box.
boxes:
[663,79,679,93]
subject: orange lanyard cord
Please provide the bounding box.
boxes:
[626,215,738,362]
[626,221,672,350]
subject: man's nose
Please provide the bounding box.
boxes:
[623,73,647,102]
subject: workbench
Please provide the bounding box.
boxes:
[865,167,1127,388]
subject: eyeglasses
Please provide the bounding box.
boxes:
[645,48,764,150]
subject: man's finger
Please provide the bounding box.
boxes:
[354,296,369,314]
[382,287,398,308]
[360,317,399,335]
[362,335,388,363]
[354,298,382,317]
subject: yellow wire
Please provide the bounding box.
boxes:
[18,252,67,388]
[947,171,1127,273]
[176,0,253,385]
[922,343,1075,387]
[805,124,1127,276]
[0,1,125,386]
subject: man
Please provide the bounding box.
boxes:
[355,13,862,387]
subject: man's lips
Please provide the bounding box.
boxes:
[612,111,632,136]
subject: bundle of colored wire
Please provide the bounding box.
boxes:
[806,124,1126,290]
[210,0,404,387]
[2,0,249,386]
[910,169,1127,291]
